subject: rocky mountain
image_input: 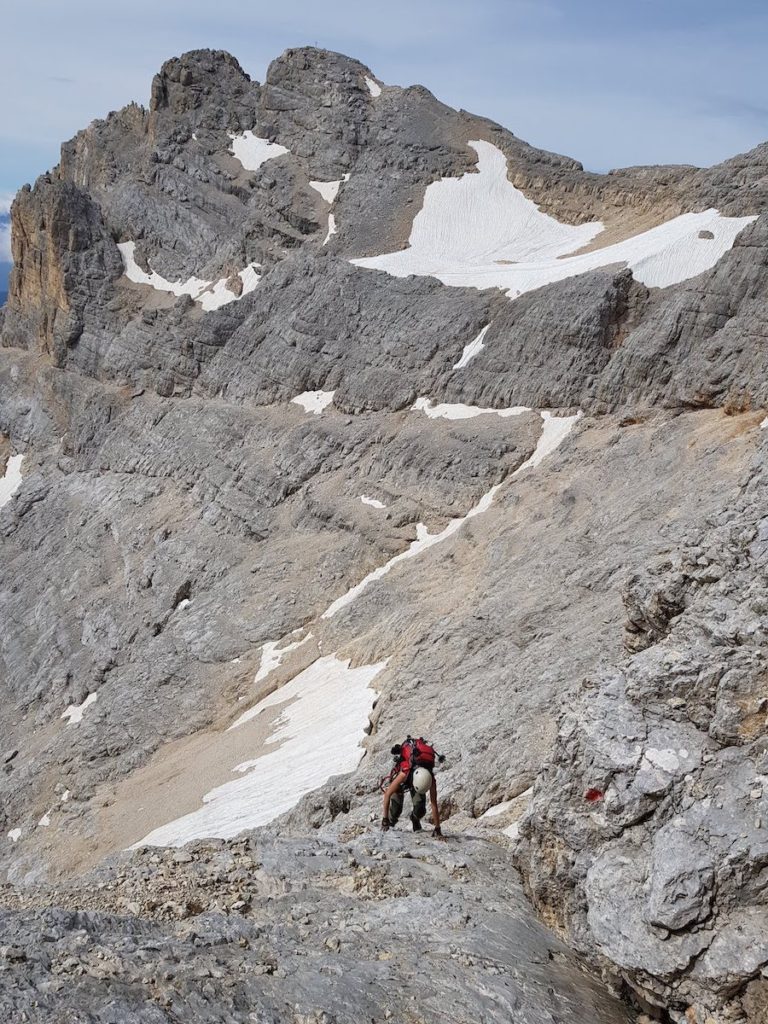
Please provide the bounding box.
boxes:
[0,46,767,1024]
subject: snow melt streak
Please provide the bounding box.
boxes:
[135,656,385,846]
[322,410,581,619]
[351,140,756,299]
[323,214,338,246]
[454,325,490,369]
[229,632,313,730]
[0,454,24,508]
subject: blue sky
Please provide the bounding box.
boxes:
[1,0,767,209]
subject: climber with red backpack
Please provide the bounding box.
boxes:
[380,736,445,837]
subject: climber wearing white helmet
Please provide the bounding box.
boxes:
[380,736,444,837]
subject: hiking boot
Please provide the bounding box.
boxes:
[410,813,423,832]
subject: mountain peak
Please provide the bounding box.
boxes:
[268,44,374,77]
[150,49,252,114]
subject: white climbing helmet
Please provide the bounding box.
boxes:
[412,766,433,795]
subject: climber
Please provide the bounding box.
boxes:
[380,736,444,837]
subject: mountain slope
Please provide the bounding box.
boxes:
[1,46,768,1023]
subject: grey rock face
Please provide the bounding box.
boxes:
[518,436,768,1017]
[594,214,768,412]
[647,827,714,931]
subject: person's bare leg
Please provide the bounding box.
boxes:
[382,771,407,828]
[429,777,444,838]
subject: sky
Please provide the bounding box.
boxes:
[1,0,767,209]
[0,210,10,263]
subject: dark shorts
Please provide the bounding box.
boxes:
[388,787,426,826]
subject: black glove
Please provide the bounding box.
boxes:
[381,817,391,831]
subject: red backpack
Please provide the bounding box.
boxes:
[379,737,445,793]
[399,737,436,774]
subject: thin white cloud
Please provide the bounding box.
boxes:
[0,215,11,263]
[0,195,13,263]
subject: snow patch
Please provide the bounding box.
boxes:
[413,397,529,420]
[310,179,342,205]
[0,453,24,508]
[61,790,71,803]
[360,495,387,509]
[351,140,756,299]
[61,692,98,725]
[229,131,289,171]
[292,390,335,415]
[481,799,516,819]
[176,599,191,611]
[7,829,21,843]
[118,241,209,299]
[197,264,262,312]
[761,417,768,430]
[117,241,260,311]
[323,213,337,246]
[365,76,382,97]
[255,633,312,685]
[454,325,490,369]
[38,813,50,828]
[134,655,386,846]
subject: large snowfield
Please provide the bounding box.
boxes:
[351,140,757,298]
[135,656,386,846]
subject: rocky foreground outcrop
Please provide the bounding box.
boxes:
[1,45,768,1024]
[0,829,635,1024]
[518,431,768,1020]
